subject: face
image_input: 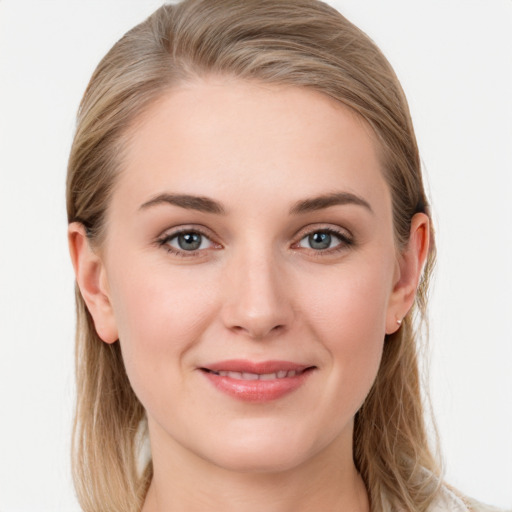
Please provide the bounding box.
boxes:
[90,79,405,473]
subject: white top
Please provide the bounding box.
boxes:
[430,486,509,512]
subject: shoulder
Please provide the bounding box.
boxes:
[428,486,510,512]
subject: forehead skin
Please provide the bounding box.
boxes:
[106,79,392,236]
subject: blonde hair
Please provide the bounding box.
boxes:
[67,1,441,510]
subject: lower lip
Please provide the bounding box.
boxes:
[202,369,313,403]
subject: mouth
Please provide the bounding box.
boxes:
[201,367,310,380]
[199,360,316,402]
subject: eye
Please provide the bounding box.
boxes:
[158,229,216,256]
[297,228,352,252]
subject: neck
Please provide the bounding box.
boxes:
[142,423,369,512]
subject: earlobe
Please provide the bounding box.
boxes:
[68,222,119,344]
[386,213,430,334]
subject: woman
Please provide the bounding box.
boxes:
[66,1,501,511]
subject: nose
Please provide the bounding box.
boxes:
[220,248,294,339]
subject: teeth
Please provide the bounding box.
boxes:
[212,369,303,380]
[241,372,259,380]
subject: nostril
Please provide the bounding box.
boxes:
[229,322,286,339]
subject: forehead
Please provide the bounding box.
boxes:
[113,79,390,216]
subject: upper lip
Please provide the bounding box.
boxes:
[200,359,314,374]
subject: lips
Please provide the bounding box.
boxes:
[208,369,303,380]
[199,359,315,402]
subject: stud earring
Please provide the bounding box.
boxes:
[396,318,402,326]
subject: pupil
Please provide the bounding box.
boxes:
[309,232,331,250]
[178,233,201,250]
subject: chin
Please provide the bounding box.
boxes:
[205,445,310,474]
[196,422,331,474]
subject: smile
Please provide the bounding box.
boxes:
[205,369,304,380]
[199,360,316,402]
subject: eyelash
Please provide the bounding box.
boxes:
[156,227,218,258]
[156,226,354,258]
[293,226,354,256]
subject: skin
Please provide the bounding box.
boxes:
[69,79,429,512]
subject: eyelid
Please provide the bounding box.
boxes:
[291,224,354,253]
[293,223,353,242]
[154,223,353,258]
[156,225,222,257]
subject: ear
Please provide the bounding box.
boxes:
[385,213,430,334]
[68,222,118,344]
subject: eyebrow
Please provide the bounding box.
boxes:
[289,191,373,215]
[139,190,373,216]
[139,193,226,215]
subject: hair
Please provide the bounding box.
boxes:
[67,1,441,510]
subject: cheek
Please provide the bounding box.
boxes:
[106,262,218,401]
[303,258,393,344]
[299,258,394,403]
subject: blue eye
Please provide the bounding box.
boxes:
[298,230,350,251]
[162,231,214,253]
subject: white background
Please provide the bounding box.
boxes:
[0,1,511,511]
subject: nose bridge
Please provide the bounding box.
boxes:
[221,240,292,338]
